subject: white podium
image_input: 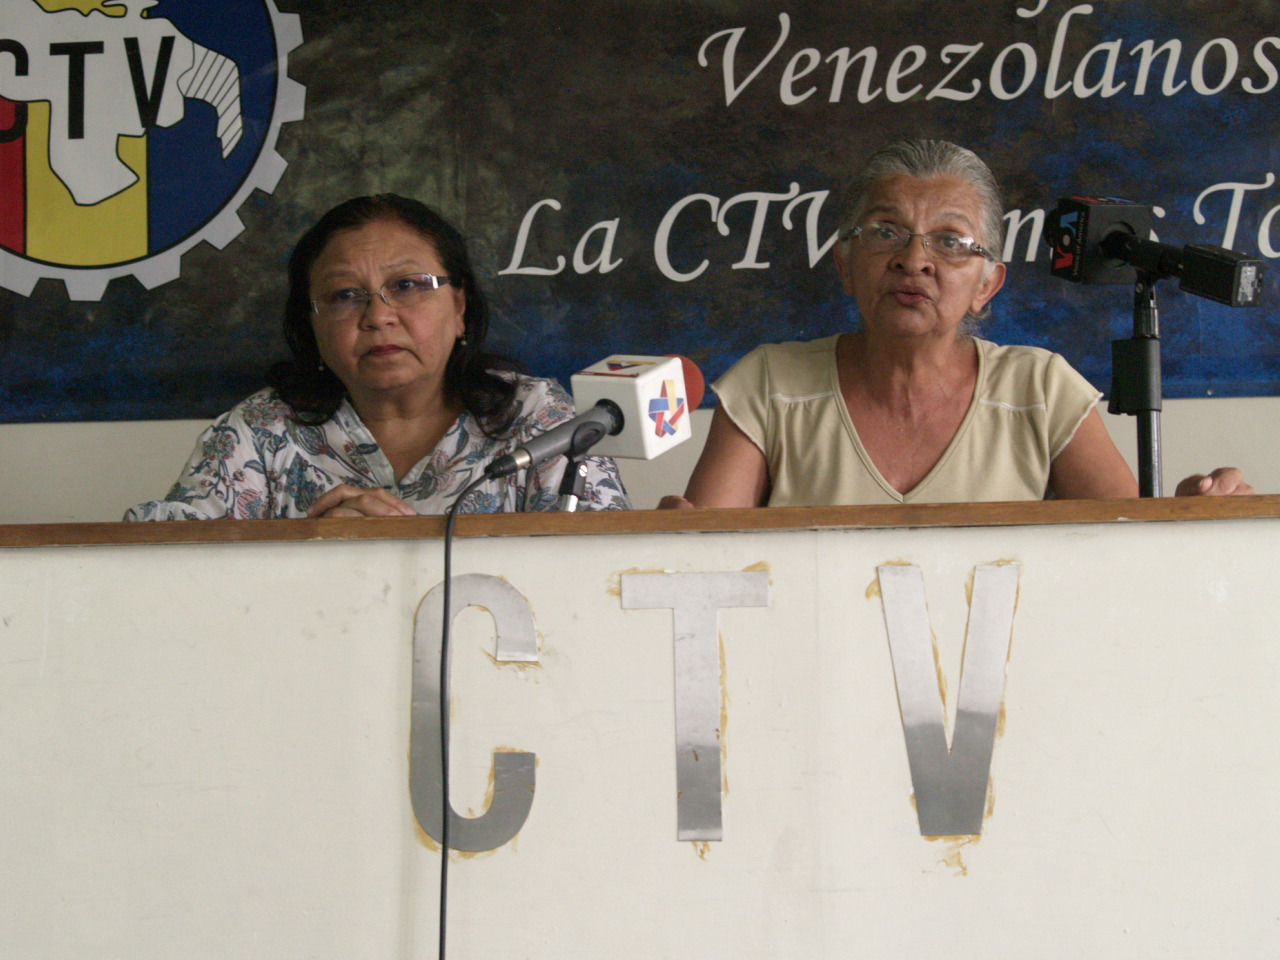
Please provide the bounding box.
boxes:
[2,499,1277,959]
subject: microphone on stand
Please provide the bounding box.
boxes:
[1046,195,1263,306]
[483,400,625,479]
[484,354,705,480]
[570,354,704,459]
[481,354,705,509]
[1046,194,1264,497]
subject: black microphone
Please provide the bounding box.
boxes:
[1047,196,1263,306]
[483,400,624,479]
[1099,231,1263,307]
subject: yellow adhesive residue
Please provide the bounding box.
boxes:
[473,754,499,818]
[1004,562,1023,654]
[414,820,440,851]
[414,747,531,857]
[407,744,440,851]
[414,819,504,865]
[933,631,948,710]
[412,818,502,859]
[452,847,498,862]
[481,649,543,671]
[741,560,771,584]
[692,841,711,861]
[926,834,980,876]
[967,558,1021,606]
[608,567,672,598]
[914,782,993,876]
[466,745,534,816]
[870,558,914,600]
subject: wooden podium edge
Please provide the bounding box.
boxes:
[4,495,1280,549]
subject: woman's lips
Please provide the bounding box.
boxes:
[364,344,406,358]
[891,289,929,305]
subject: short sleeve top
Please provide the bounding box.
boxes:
[124,374,631,519]
[713,335,1101,506]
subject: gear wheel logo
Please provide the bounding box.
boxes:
[0,0,304,301]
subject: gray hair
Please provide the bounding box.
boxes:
[837,138,1006,325]
[839,138,1005,254]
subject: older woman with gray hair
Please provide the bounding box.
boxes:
[665,137,1250,507]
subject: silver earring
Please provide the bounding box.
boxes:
[458,336,468,347]
[317,360,326,372]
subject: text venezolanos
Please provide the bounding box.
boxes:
[698,5,1280,107]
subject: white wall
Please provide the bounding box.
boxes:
[0,399,1274,524]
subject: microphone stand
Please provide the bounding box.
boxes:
[1107,269,1163,497]
[556,455,590,512]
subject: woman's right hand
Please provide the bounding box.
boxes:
[307,484,418,518]
[658,495,696,509]
[1174,467,1255,497]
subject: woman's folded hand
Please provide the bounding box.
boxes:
[1174,467,1255,497]
[307,484,418,518]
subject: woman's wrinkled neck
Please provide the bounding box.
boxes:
[838,329,977,407]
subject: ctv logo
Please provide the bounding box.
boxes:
[0,0,303,300]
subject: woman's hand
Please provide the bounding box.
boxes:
[658,495,696,509]
[1174,467,1255,497]
[307,484,418,518]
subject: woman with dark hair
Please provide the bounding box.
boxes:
[127,195,629,519]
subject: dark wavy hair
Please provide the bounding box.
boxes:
[266,194,519,432]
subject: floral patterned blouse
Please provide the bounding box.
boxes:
[124,375,631,519]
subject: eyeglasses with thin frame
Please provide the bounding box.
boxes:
[310,272,454,321]
[840,222,997,263]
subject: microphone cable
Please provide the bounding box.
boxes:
[436,472,488,960]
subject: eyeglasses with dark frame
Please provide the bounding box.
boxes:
[310,273,454,321]
[840,222,997,264]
